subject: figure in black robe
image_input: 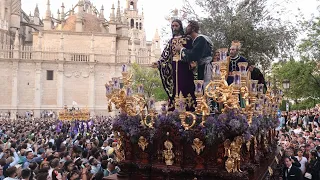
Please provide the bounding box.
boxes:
[176,20,215,114]
[180,35,213,86]
[156,19,196,111]
[227,56,248,85]
[227,40,248,85]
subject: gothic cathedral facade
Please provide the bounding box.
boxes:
[0,0,161,118]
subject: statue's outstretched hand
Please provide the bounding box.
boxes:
[190,61,197,68]
[151,62,158,69]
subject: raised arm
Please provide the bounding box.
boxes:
[180,36,206,62]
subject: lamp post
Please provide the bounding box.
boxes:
[282,79,290,113]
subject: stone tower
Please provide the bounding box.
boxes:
[10,0,21,32]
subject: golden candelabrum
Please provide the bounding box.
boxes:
[171,49,283,129]
[175,92,197,130]
[205,60,240,113]
[105,64,146,117]
[58,105,90,121]
[143,98,158,128]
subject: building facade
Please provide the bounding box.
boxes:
[0,0,161,118]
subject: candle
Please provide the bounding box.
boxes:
[219,51,223,62]
[238,63,248,77]
[250,80,258,93]
[161,104,167,112]
[138,85,144,94]
[105,84,110,94]
[215,64,220,75]
[267,81,272,88]
[113,78,120,89]
[233,71,241,86]
[220,51,227,61]
[122,64,127,72]
[149,99,155,109]
[212,62,221,78]
[126,86,132,96]
[114,79,118,89]
[179,100,185,111]
[255,103,260,110]
[258,84,264,93]
[194,80,204,93]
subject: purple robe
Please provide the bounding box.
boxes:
[157,35,196,111]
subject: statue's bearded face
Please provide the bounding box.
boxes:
[229,45,239,58]
[171,22,181,36]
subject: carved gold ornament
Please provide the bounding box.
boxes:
[138,136,148,151]
[192,138,205,155]
[268,166,273,176]
[224,136,243,173]
[179,111,197,130]
[163,140,175,166]
[143,109,157,128]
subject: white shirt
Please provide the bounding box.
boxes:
[295,156,307,174]
[293,128,302,134]
[4,177,19,180]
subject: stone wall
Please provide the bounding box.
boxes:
[0,61,12,107]
[18,62,35,108]
[41,63,58,107]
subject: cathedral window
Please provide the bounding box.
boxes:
[130,1,134,10]
[130,19,134,29]
[136,22,138,29]
[46,70,54,80]
[139,23,142,30]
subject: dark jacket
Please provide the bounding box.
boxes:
[305,159,320,180]
[282,165,303,180]
[250,67,267,93]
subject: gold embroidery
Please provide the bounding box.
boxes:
[172,37,187,61]
[185,94,194,108]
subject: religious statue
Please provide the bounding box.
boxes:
[224,136,243,173]
[163,140,175,166]
[226,40,248,85]
[153,19,196,111]
[178,20,213,88]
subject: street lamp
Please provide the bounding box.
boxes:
[282,79,290,114]
[282,79,290,90]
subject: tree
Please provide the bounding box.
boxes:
[130,63,167,101]
[299,10,320,61]
[271,60,320,102]
[180,0,298,71]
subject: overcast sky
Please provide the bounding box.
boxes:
[21,0,319,41]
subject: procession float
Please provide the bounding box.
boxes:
[104,54,282,179]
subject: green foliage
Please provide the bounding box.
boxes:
[272,60,320,101]
[299,13,320,60]
[131,63,167,101]
[181,0,298,70]
[291,98,320,110]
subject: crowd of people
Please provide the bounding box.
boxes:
[277,105,320,180]
[0,115,120,180]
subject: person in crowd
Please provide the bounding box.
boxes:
[277,106,320,179]
[0,114,117,179]
[282,156,303,180]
